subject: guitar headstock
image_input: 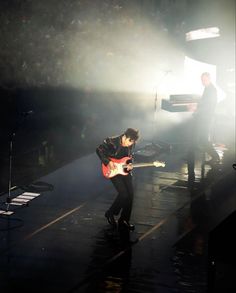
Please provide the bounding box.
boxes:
[153,161,165,168]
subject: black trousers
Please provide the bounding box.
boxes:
[109,173,134,222]
[187,120,219,177]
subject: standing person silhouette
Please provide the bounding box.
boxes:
[96,128,140,231]
[187,72,220,182]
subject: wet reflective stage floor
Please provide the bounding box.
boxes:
[0,145,235,293]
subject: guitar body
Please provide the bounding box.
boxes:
[102,157,132,178]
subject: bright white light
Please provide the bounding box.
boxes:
[184,56,216,94]
[186,27,220,41]
[65,14,186,94]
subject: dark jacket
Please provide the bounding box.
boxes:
[194,83,217,124]
[96,135,134,166]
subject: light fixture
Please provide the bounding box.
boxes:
[186,27,220,41]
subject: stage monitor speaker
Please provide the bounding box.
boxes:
[135,141,171,161]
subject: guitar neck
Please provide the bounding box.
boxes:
[125,162,155,168]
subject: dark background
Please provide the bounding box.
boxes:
[0,0,235,193]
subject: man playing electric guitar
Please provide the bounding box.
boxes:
[96,128,139,231]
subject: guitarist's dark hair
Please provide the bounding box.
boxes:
[124,128,139,141]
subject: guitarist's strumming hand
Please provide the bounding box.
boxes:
[126,163,133,171]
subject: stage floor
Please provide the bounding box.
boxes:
[0,146,235,293]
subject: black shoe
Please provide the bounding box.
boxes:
[105,211,117,226]
[118,219,135,231]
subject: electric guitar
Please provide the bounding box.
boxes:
[102,156,165,179]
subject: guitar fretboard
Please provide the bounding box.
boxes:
[123,163,155,168]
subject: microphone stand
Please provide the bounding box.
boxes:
[5,111,34,212]
[152,70,171,143]
[5,131,15,211]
